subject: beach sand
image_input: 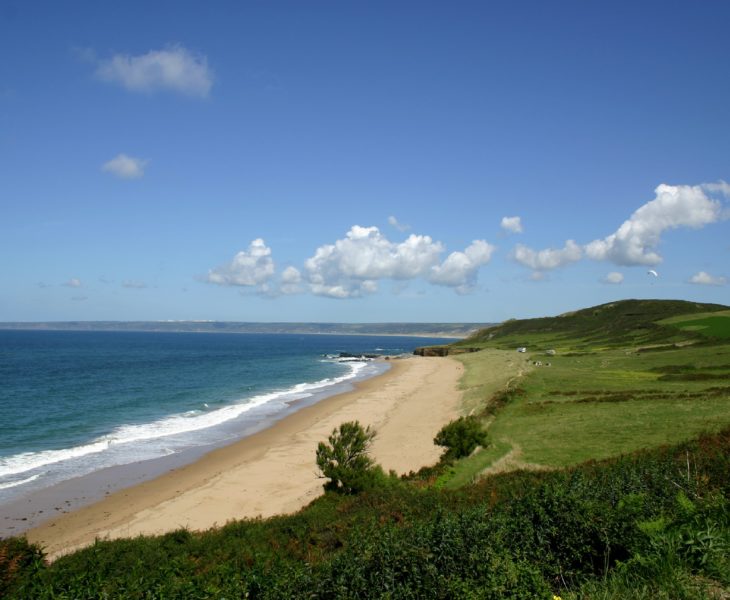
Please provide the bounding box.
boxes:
[26,355,464,560]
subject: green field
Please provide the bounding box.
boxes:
[660,310,730,339]
[440,300,730,488]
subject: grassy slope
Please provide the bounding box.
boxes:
[460,299,727,349]
[441,299,730,488]
[660,309,730,339]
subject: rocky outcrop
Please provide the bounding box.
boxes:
[413,346,481,357]
[337,352,381,359]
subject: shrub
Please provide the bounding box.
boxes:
[316,421,379,494]
[434,416,489,462]
[0,538,44,597]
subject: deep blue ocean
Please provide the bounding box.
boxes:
[0,330,450,506]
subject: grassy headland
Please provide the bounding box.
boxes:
[2,299,729,598]
[433,299,730,489]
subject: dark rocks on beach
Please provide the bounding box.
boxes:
[413,346,481,357]
[337,352,381,360]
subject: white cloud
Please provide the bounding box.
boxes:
[501,216,523,234]
[96,44,213,97]
[122,280,147,289]
[207,239,275,287]
[102,154,148,179]
[281,266,301,284]
[689,271,727,286]
[388,215,410,232]
[63,278,82,288]
[280,266,303,295]
[510,182,729,274]
[303,226,493,298]
[585,183,727,266]
[429,240,495,293]
[304,226,443,298]
[603,272,624,284]
[511,240,582,271]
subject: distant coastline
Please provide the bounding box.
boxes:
[0,321,492,339]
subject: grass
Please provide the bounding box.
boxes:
[455,299,727,351]
[454,348,528,415]
[437,300,730,488]
[661,311,730,339]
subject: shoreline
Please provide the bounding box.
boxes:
[25,355,465,560]
[0,356,390,533]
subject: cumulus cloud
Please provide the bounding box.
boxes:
[207,239,275,287]
[585,183,728,266]
[511,182,729,274]
[96,44,213,97]
[429,240,495,293]
[501,216,523,234]
[689,271,727,286]
[304,226,442,298]
[102,154,148,179]
[511,240,582,272]
[603,272,624,284]
[280,266,303,295]
[388,215,410,232]
[63,278,82,288]
[303,226,493,298]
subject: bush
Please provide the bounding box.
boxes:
[316,421,379,494]
[0,538,44,597]
[434,416,489,462]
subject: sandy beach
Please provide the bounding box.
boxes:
[26,355,464,560]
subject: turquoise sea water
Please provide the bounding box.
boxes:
[0,330,450,506]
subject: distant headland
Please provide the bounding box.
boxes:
[0,321,492,338]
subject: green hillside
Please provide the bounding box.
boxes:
[660,310,730,340]
[458,299,728,350]
[438,299,730,488]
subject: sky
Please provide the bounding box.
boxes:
[1,1,729,323]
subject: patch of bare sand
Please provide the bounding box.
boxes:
[479,442,551,478]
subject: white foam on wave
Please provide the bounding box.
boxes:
[0,360,367,480]
[0,472,42,490]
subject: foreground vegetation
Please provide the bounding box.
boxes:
[2,299,729,598]
[2,430,728,598]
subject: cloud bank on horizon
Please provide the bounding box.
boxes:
[205,181,729,298]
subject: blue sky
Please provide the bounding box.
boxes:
[2,1,729,323]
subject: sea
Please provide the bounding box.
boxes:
[0,330,451,521]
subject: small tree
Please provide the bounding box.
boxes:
[316,421,378,494]
[434,415,488,462]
